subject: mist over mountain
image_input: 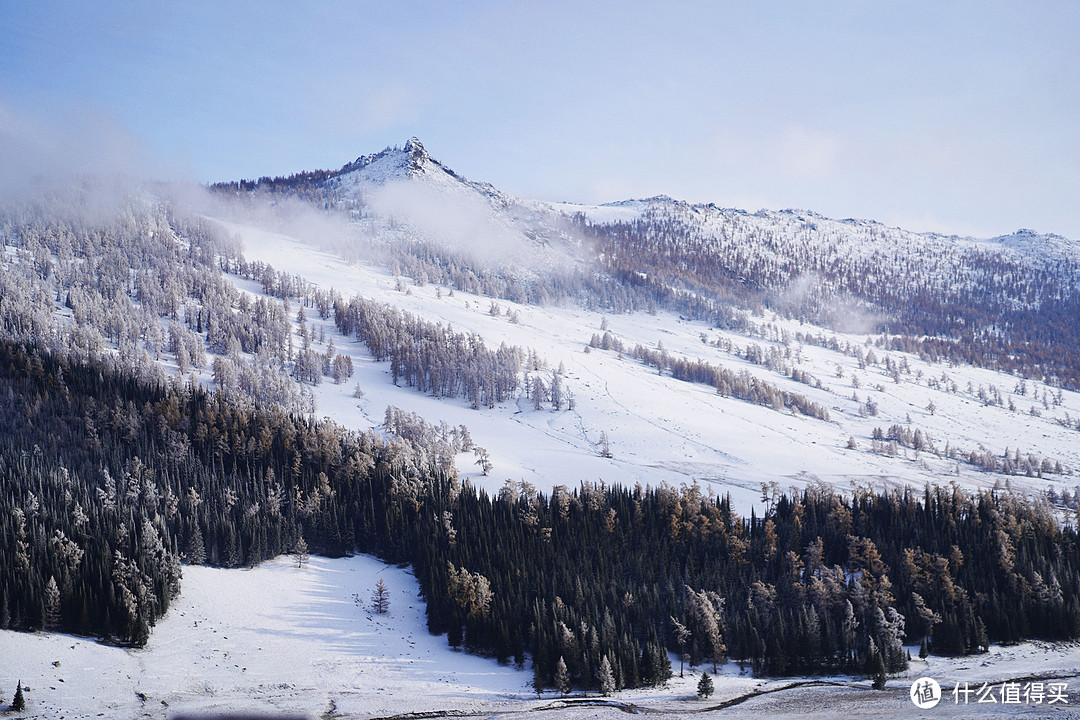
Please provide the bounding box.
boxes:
[215,138,1080,390]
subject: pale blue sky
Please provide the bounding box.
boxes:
[2,1,1078,239]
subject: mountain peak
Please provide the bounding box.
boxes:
[334,136,459,186]
[403,137,431,172]
[403,136,426,157]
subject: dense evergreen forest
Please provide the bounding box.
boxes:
[2,338,1078,690]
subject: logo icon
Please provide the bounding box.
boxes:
[910,677,942,709]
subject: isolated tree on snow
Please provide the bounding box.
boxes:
[371,577,390,614]
[598,432,613,458]
[697,672,713,699]
[473,446,492,475]
[293,535,309,568]
[12,681,25,711]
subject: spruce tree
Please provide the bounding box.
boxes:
[599,655,616,696]
[43,575,61,630]
[532,662,545,698]
[293,536,309,568]
[12,681,25,711]
[371,578,390,614]
[697,671,714,699]
[554,656,570,696]
[872,651,887,690]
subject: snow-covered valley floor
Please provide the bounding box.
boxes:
[5,554,1080,719]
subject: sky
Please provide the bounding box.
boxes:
[2,1,1079,240]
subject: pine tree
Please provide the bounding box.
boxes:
[599,655,616,696]
[697,671,714,699]
[12,681,25,711]
[532,662,545,698]
[371,577,390,614]
[554,655,570,696]
[293,536,309,568]
[871,650,887,690]
[44,575,61,630]
[187,525,206,565]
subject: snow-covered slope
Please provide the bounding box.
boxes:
[222,219,1080,516]
[207,140,1080,510]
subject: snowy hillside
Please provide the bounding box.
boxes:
[194,142,1080,516]
[220,217,1080,514]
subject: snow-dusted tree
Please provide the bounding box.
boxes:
[686,586,726,672]
[446,563,493,619]
[531,374,547,410]
[371,577,390,614]
[554,655,570,696]
[293,536,309,568]
[912,592,941,647]
[671,615,691,677]
[598,432,612,458]
[550,370,563,411]
[43,575,61,630]
[473,446,492,475]
[598,655,616,696]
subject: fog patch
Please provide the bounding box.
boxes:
[0,100,187,202]
[777,271,884,335]
[367,180,533,268]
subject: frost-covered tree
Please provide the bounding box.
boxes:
[598,655,616,696]
[671,615,691,677]
[43,575,61,630]
[550,370,564,411]
[293,536,309,568]
[598,432,612,458]
[473,447,492,475]
[686,587,726,672]
[554,656,570,696]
